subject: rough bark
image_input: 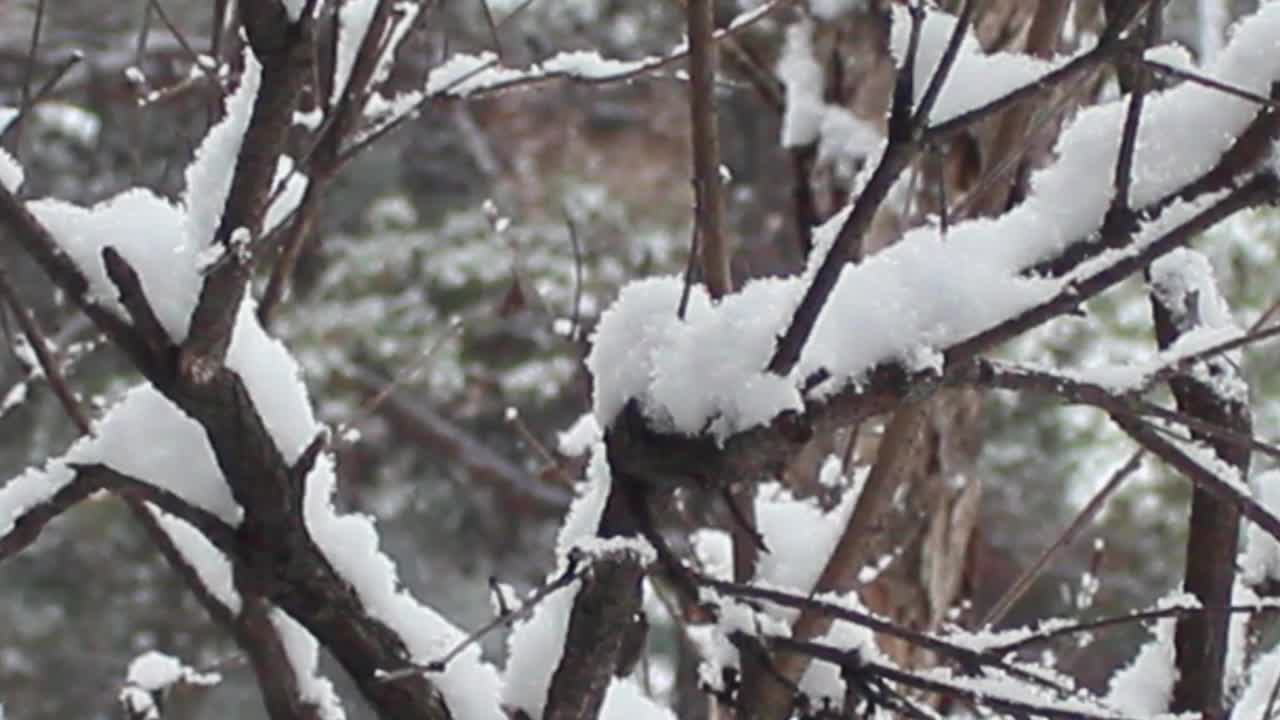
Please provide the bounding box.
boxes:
[1151,260,1251,719]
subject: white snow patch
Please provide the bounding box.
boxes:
[0,147,22,192]
[332,0,379,104]
[269,610,347,720]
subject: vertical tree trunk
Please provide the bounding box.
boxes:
[1149,252,1251,719]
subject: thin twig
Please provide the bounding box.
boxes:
[990,603,1280,654]
[9,0,46,153]
[981,450,1143,628]
[334,320,463,444]
[562,206,584,341]
[378,553,584,681]
[147,0,206,71]
[0,268,91,435]
[1144,58,1280,109]
[478,0,505,61]
[0,52,84,150]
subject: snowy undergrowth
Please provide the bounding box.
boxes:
[588,3,1280,441]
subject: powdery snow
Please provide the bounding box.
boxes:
[889,4,1064,126]
[119,650,221,720]
[1106,618,1177,715]
[587,3,1280,439]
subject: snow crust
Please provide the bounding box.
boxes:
[588,3,1280,438]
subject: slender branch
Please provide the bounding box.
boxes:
[982,450,1143,627]
[990,603,1280,654]
[0,52,84,150]
[686,0,733,299]
[380,553,584,681]
[0,267,91,434]
[767,5,932,375]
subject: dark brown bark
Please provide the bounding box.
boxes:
[543,485,646,720]
[1151,261,1251,719]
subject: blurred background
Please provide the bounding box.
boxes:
[0,0,1275,717]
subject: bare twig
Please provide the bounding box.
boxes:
[686,0,733,299]
[0,268,91,434]
[379,553,584,682]
[981,450,1143,628]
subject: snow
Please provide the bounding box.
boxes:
[119,650,220,720]
[752,481,860,595]
[226,299,320,464]
[91,385,242,521]
[504,441,611,717]
[809,0,864,20]
[1243,469,1280,585]
[1150,249,1236,335]
[598,678,676,720]
[264,155,310,236]
[331,0,379,104]
[269,610,346,720]
[777,22,825,148]
[557,413,601,456]
[541,51,649,80]
[24,49,262,346]
[30,191,202,342]
[423,2,776,100]
[1232,644,1280,720]
[796,600,877,709]
[889,4,1065,126]
[185,50,262,253]
[370,3,419,90]
[280,0,308,22]
[150,508,241,613]
[1106,594,1202,715]
[588,2,1280,438]
[0,147,21,192]
[777,22,881,173]
[302,453,505,720]
[0,380,242,543]
[0,453,78,541]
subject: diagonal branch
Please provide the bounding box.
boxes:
[179,1,315,377]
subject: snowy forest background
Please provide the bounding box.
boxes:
[3,0,1280,718]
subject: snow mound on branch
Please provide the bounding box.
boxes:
[588,2,1280,438]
